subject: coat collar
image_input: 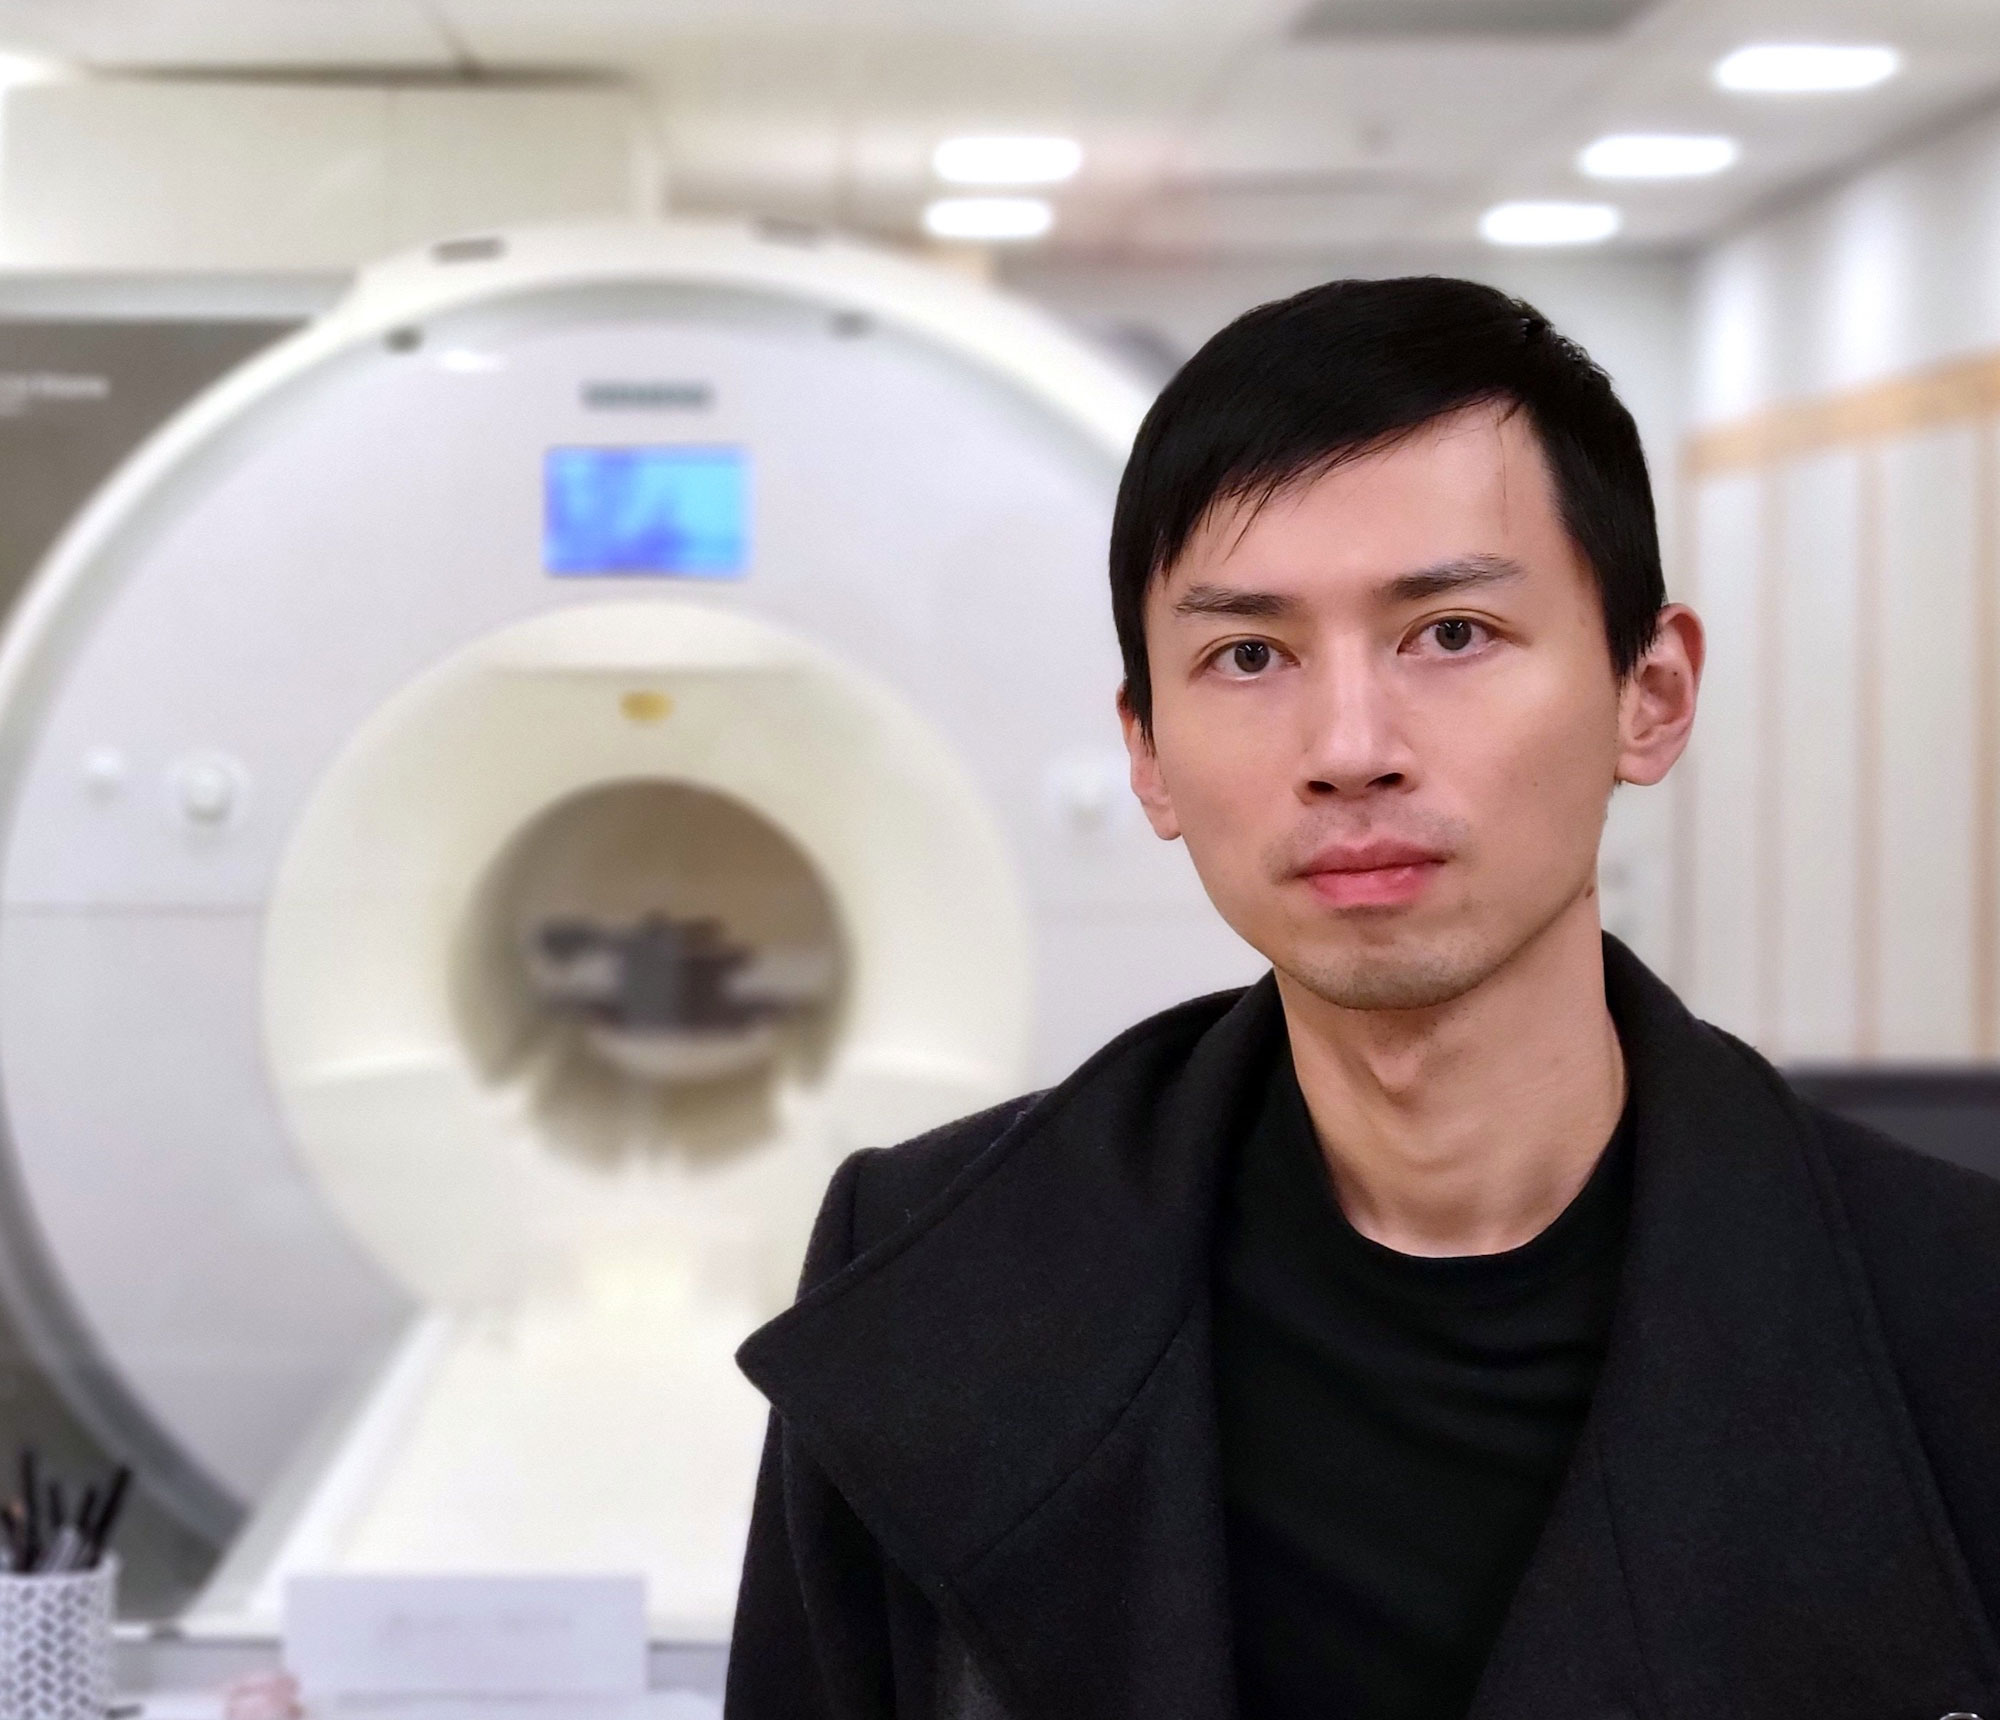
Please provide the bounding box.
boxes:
[740,941,2000,1720]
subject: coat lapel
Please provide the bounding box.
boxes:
[739,981,1284,1720]
[1472,942,2000,1720]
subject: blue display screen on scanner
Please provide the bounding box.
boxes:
[544,446,749,577]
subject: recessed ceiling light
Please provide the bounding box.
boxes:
[1479,200,1621,246]
[922,197,1055,243]
[932,135,1082,187]
[1579,133,1740,179]
[1714,43,1901,93]
[0,49,65,90]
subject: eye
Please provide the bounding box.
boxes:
[1416,620,1496,660]
[1211,639,1277,678]
[1231,640,1273,674]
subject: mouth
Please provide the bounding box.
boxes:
[1296,840,1448,910]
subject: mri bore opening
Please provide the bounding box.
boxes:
[454,778,847,1169]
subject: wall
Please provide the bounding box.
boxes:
[1693,102,2000,426]
[0,81,660,271]
[1685,96,2000,1060]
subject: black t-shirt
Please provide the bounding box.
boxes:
[1214,1044,1633,1720]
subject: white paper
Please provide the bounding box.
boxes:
[128,1690,719,1720]
[284,1574,648,1700]
[315,1700,714,1719]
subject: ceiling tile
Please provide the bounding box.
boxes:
[1178,38,1615,182]
[1123,183,1436,253]
[0,0,1997,261]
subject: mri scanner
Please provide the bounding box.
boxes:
[0,221,1258,1640]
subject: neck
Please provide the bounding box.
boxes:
[1275,897,1625,1258]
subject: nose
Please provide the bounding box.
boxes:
[1297,646,1417,800]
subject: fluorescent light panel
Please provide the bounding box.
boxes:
[1480,200,1621,246]
[922,196,1055,242]
[932,135,1082,186]
[1580,132,1738,179]
[1714,43,1901,93]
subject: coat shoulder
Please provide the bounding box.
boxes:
[1813,1104,2000,1623]
[1814,1104,2000,1376]
[1816,1104,2000,1280]
[842,1093,1046,1254]
[842,985,1253,1255]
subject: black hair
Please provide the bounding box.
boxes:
[1109,275,1663,731]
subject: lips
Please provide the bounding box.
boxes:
[1297,839,1447,909]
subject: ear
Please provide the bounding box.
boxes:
[1117,686,1183,841]
[1615,603,1704,787]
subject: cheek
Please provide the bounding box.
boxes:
[1440,671,1619,856]
[1149,708,1296,891]
[1155,703,1287,825]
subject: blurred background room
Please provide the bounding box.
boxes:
[0,0,1994,1710]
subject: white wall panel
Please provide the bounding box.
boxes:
[1774,450,1863,1059]
[1877,427,1982,1057]
[1687,472,1762,1040]
[0,82,655,270]
[1692,98,2000,425]
[1686,80,2000,1064]
[1984,427,2000,1060]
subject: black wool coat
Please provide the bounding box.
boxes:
[727,938,2000,1720]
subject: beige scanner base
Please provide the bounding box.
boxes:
[191,1279,773,1639]
[185,601,1029,1635]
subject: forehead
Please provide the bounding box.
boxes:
[1164,403,1574,595]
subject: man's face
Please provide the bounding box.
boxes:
[1123,403,1667,1012]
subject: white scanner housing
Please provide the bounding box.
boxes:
[0,222,1258,1635]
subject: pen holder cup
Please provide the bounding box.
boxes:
[0,1557,115,1720]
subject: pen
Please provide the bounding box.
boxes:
[38,1525,82,1575]
[83,1466,130,1569]
[1,1453,134,1573]
[20,1449,39,1572]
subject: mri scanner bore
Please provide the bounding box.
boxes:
[0,222,1262,1636]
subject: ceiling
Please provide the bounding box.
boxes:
[2,0,1998,259]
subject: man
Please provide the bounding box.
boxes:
[724,278,2000,1720]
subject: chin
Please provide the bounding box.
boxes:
[1276,922,1519,1013]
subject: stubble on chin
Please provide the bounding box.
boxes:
[1272,869,1596,1015]
[1276,926,1508,1012]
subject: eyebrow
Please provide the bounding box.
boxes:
[1171,584,1300,620]
[1383,554,1526,603]
[1169,554,1526,622]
